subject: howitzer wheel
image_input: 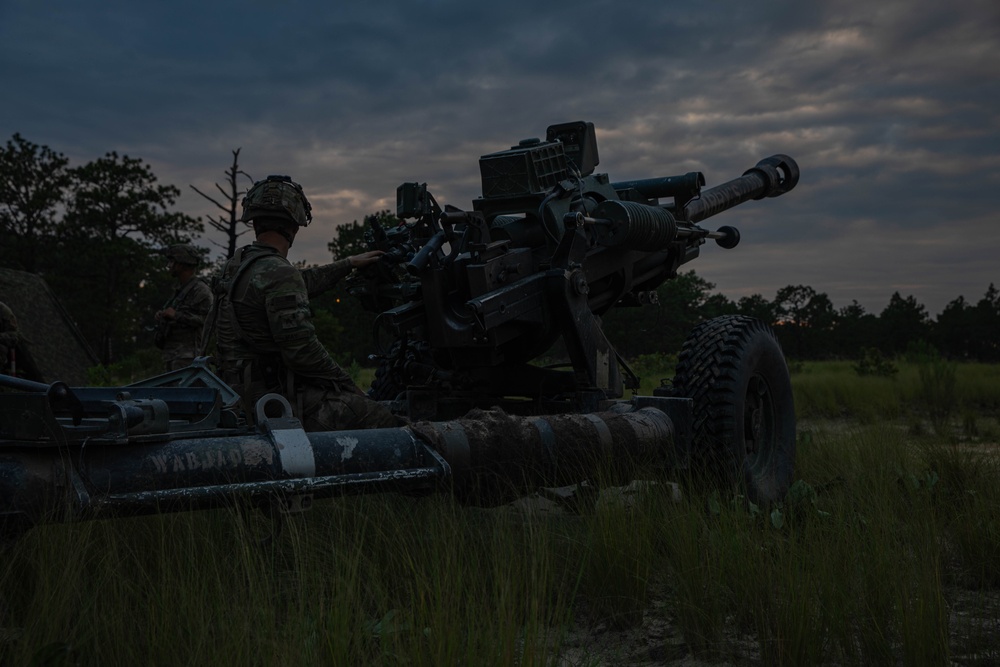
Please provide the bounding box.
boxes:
[672,315,795,503]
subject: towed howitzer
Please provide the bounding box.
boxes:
[0,122,799,537]
[350,121,798,418]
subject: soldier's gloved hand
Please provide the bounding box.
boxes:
[348,250,385,269]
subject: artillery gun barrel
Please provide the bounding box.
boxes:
[562,154,797,252]
[611,171,705,201]
[682,154,799,223]
[570,211,733,242]
[567,204,740,252]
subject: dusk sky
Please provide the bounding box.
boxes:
[2,0,997,317]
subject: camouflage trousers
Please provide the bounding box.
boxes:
[298,385,400,431]
[162,344,197,372]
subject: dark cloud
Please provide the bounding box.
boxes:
[1,0,998,316]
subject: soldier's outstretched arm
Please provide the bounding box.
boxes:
[299,258,353,298]
[299,251,385,298]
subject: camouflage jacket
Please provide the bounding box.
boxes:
[160,278,214,353]
[215,242,355,392]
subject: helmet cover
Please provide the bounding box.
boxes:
[163,243,200,265]
[241,175,313,227]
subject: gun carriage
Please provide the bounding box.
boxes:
[0,122,799,536]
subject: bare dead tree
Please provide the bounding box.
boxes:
[190,148,253,259]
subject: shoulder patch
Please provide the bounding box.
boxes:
[270,294,299,310]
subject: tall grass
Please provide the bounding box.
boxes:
[0,496,588,666]
[792,360,1000,430]
[2,361,999,665]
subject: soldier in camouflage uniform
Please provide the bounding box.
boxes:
[0,301,20,375]
[155,244,214,371]
[214,175,397,431]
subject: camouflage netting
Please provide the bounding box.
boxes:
[0,268,98,384]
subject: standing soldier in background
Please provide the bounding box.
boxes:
[155,244,214,371]
[0,301,20,375]
[214,175,397,430]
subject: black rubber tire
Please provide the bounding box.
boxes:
[672,315,796,503]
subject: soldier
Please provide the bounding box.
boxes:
[0,301,20,375]
[155,244,214,371]
[214,174,397,431]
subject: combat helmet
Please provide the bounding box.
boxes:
[163,243,201,266]
[241,175,313,227]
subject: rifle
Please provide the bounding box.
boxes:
[154,277,203,349]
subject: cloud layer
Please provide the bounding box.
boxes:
[2,0,998,316]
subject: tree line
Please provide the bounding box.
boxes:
[0,134,203,364]
[600,276,1000,364]
[2,133,997,370]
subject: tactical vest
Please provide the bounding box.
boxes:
[212,246,289,409]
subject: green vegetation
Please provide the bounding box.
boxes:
[0,134,203,365]
[792,359,1000,434]
[2,360,998,665]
